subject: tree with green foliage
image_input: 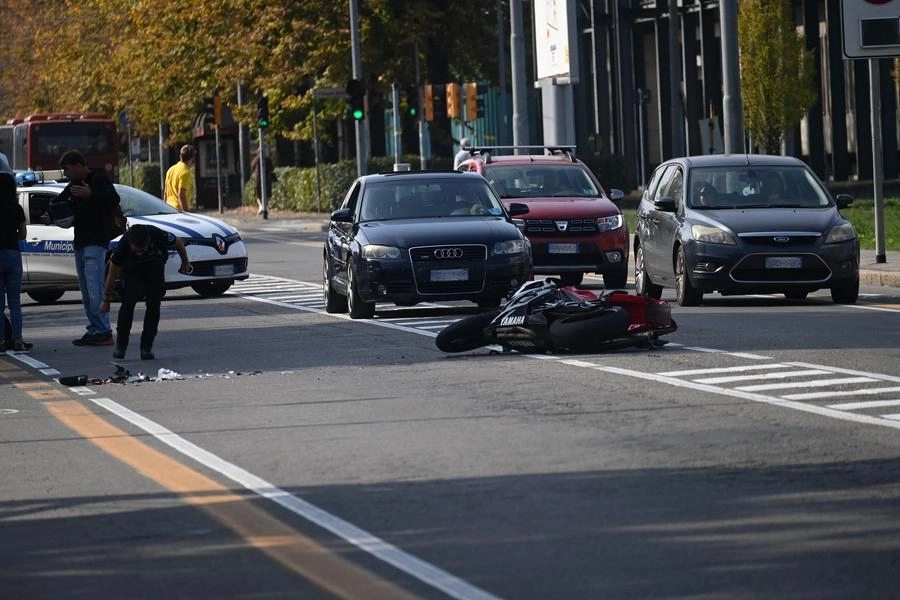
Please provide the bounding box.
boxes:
[738,0,816,155]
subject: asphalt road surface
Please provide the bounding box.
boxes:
[2,225,899,599]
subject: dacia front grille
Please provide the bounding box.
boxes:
[524,218,598,236]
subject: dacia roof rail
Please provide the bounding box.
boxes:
[466,145,577,164]
[14,169,66,186]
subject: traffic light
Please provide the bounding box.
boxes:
[257,94,269,128]
[346,78,366,121]
[423,84,433,121]
[446,82,461,119]
[405,85,419,118]
[431,83,447,120]
[203,97,216,123]
[465,82,478,121]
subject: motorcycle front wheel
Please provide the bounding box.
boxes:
[435,311,501,353]
[548,306,631,350]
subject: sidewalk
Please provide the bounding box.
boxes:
[205,208,900,289]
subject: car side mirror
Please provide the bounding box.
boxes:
[329,208,353,223]
[653,197,677,212]
[507,202,529,216]
[835,193,853,210]
[608,188,625,202]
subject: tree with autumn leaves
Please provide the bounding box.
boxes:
[738,0,816,155]
[0,0,499,150]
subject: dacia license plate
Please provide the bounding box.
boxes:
[214,264,235,276]
[765,256,802,269]
[430,268,469,282]
[549,243,578,254]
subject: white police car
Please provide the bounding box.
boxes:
[16,171,249,303]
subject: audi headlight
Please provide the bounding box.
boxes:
[492,239,525,255]
[597,214,624,232]
[824,222,857,244]
[361,244,402,260]
[692,224,736,245]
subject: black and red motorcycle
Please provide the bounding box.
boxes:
[435,278,677,354]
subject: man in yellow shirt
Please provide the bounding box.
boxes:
[164,145,196,211]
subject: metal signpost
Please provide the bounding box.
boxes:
[313,87,349,212]
[840,0,900,263]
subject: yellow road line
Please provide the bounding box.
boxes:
[4,367,417,600]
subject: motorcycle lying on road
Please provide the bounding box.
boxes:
[435,278,678,354]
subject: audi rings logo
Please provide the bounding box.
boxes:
[773,236,790,244]
[434,247,464,259]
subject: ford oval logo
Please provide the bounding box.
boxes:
[773,236,790,244]
[434,247,464,259]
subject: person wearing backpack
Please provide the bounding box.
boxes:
[53,150,121,347]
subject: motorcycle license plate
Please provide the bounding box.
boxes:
[431,268,469,282]
[214,264,235,276]
[549,243,578,254]
[765,256,801,269]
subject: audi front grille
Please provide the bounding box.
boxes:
[409,244,487,294]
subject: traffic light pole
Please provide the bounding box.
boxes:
[258,130,268,220]
[349,0,366,177]
[415,43,426,170]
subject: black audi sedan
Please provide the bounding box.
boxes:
[635,155,859,306]
[324,171,533,318]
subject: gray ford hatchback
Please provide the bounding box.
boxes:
[634,155,859,306]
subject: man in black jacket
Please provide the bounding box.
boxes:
[55,150,121,346]
[100,224,190,360]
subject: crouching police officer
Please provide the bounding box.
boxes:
[100,224,191,360]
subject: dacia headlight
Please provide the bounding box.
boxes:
[493,239,525,255]
[597,214,624,232]
[692,224,736,245]
[824,222,857,244]
[361,244,402,260]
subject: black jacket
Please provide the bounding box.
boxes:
[58,168,120,249]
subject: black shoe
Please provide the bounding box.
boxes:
[140,349,155,360]
[113,346,126,360]
[86,332,115,346]
[72,333,92,346]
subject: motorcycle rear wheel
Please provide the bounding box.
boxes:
[548,306,631,350]
[436,311,501,353]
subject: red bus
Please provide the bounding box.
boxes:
[0,113,118,178]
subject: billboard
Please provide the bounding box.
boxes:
[534,0,579,83]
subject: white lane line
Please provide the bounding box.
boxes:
[6,352,51,369]
[734,377,877,392]
[828,399,900,410]
[786,362,900,384]
[786,386,900,401]
[89,398,499,600]
[883,414,900,420]
[725,352,773,360]
[694,369,831,385]
[659,363,790,377]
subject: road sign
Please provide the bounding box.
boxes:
[315,87,350,99]
[841,0,900,59]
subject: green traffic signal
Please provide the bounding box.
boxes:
[352,107,364,121]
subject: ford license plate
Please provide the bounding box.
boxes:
[214,264,235,276]
[431,268,469,282]
[549,243,578,254]
[765,256,802,269]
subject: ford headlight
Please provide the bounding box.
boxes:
[361,244,402,260]
[597,214,624,232]
[824,222,857,244]
[692,224,736,245]
[493,239,525,255]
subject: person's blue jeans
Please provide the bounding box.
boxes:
[75,245,111,335]
[0,249,23,341]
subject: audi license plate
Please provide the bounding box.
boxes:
[213,264,235,276]
[765,256,802,269]
[549,243,578,254]
[430,268,469,282]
